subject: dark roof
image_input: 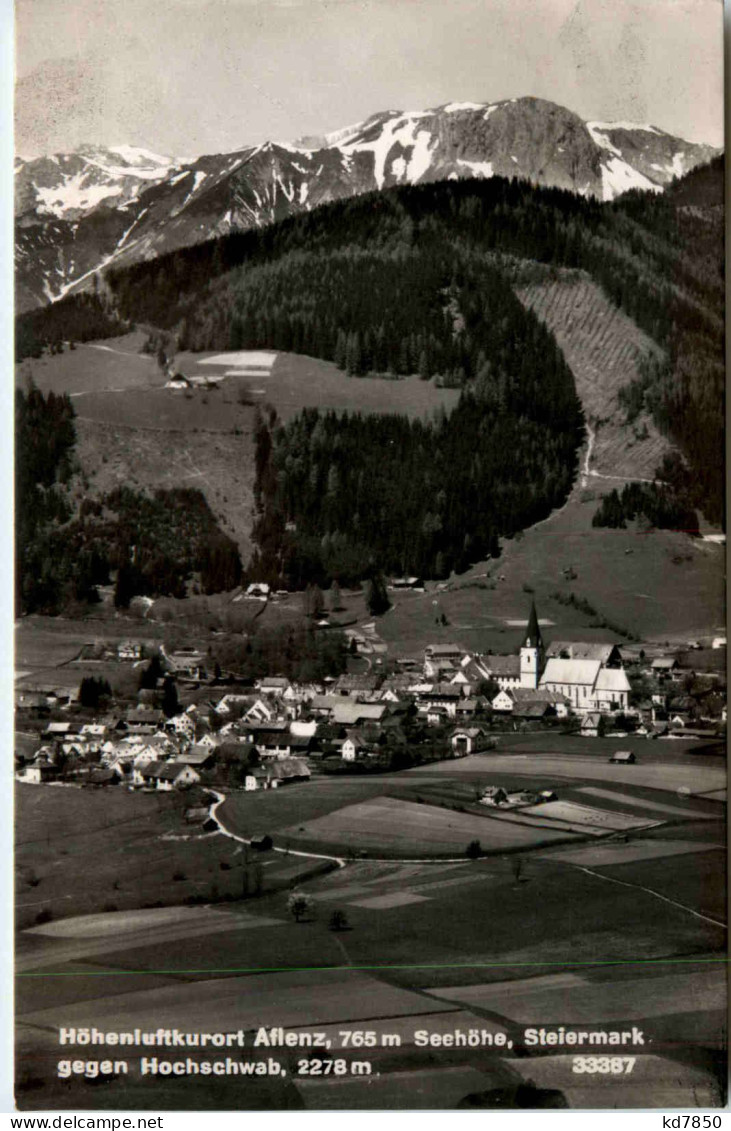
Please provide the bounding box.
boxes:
[484,655,521,677]
[148,761,199,781]
[89,769,120,785]
[334,674,380,692]
[547,642,621,663]
[522,601,543,650]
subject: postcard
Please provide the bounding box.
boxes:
[13,0,726,1114]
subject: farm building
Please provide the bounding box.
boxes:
[118,641,144,661]
[244,582,270,601]
[424,643,464,661]
[258,676,291,697]
[330,701,388,727]
[244,759,311,790]
[451,727,488,755]
[390,576,424,591]
[651,657,682,680]
[333,674,381,697]
[580,712,605,737]
[140,762,201,791]
[610,751,636,764]
[418,684,462,718]
[18,761,59,784]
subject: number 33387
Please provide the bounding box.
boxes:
[573,1057,636,1074]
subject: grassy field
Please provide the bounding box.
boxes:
[23,336,458,559]
[175,348,461,423]
[274,794,579,856]
[16,784,725,1110]
[15,615,170,696]
[14,783,325,929]
[17,334,160,397]
[374,483,725,656]
[218,740,725,858]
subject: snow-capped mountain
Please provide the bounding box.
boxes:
[15,145,178,220]
[15,97,719,312]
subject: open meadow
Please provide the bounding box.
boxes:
[15,732,726,1109]
[21,337,459,559]
[14,784,329,930]
[375,481,725,657]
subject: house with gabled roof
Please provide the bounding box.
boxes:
[333,674,381,697]
[258,676,291,697]
[424,643,464,661]
[139,761,201,790]
[243,698,276,723]
[330,701,388,727]
[245,758,310,790]
[419,683,462,717]
[478,654,521,690]
[164,713,196,740]
[451,726,488,755]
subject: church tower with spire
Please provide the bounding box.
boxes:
[520,601,544,689]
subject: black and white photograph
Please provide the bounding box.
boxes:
[13,0,726,1113]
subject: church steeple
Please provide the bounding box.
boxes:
[520,600,544,689]
[522,600,543,651]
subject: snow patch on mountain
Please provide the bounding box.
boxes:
[444,101,485,113]
[35,178,123,217]
[108,145,174,167]
[586,123,622,157]
[339,111,437,187]
[458,158,494,178]
[600,157,662,201]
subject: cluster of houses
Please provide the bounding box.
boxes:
[16,603,725,791]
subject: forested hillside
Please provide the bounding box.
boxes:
[248,261,584,586]
[17,161,724,533]
[99,165,724,522]
[16,385,242,614]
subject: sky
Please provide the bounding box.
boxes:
[14,0,725,159]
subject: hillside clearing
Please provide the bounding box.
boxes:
[514,267,668,480]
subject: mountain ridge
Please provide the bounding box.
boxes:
[16,95,720,313]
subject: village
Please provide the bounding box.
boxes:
[15,601,727,800]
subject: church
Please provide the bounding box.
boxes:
[519,601,631,714]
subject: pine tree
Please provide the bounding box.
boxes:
[365,572,390,616]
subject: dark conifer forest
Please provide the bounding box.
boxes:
[246,258,584,586]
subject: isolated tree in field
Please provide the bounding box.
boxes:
[365,572,390,616]
[466,839,482,860]
[288,890,314,923]
[329,909,349,932]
